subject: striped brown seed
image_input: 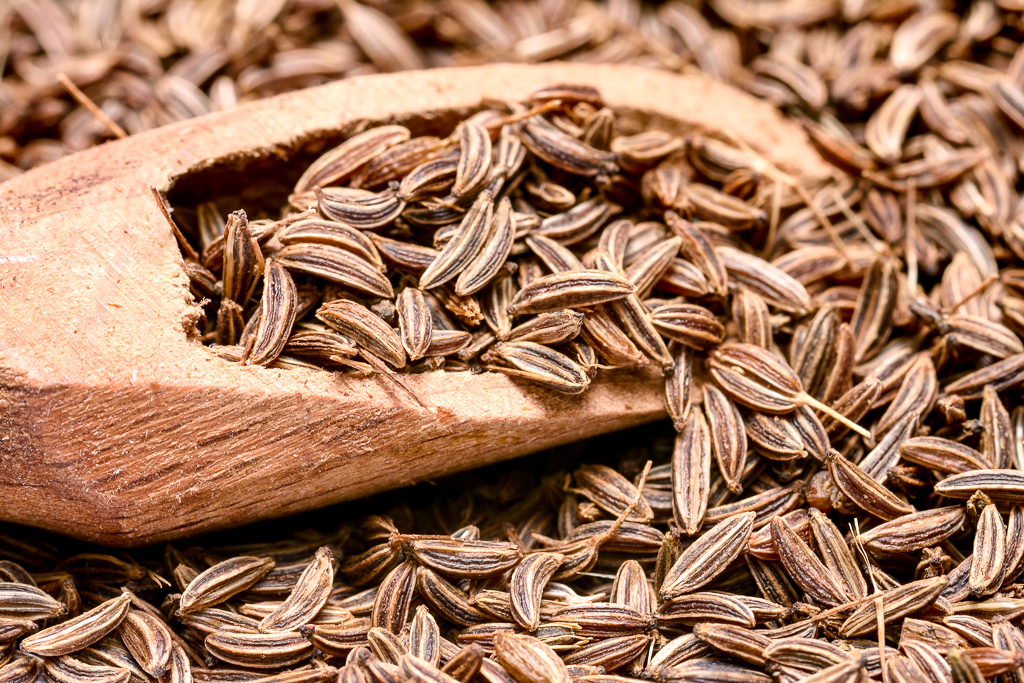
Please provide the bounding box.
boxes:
[850,256,899,364]
[710,344,866,436]
[763,637,852,672]
[294,126,410,194]
[299,619,371,656]
[526,234,585,274]
[407,539,521,579]
[489,342,591,394]
[732,289,772,350]
[671,410,711,535]
[821,378,882,439]
[397,288,433,361]
[654,660,771,683]
[704,481,804,528]
[936,470,1024,502]
[418,191,494,290]
[204,631,313,669]
[455,197,515,296]
[771,515,849,607]
[626,236,683,298]
[548,604,653,639]
[692,623,770,667]
[898,437,987,474]
[119,610,173,677]
[610,560,656,618]
[316,187,406,230]
[259,547,334,633]
[178,557,275,615]
[519,116,613,178]
[664,212,728,297]
[415,569,492,627]
[275,219,383,268]
[316,300,406,369]
[451,121,492,199]
[716,246,811,315]
[507,310,584,346]
[840,576,948,637]
[981,386,1014,469]
[656,592,756,628]
[808,508,867,600]
[19,592,130,657]
[970,504,1007,597]
[42,656,131,683]
[944,353,1024,399]
[857,506,966,555]
[865,84,921,163]
[660,512,756,599]
[370,560,417,634]
[533,198,621,245]
[649,303,725,350]
[664,347,693,431]
[244,260,298,366]
[573,464,654,523]
[825,448,914,520]
[440,644,484,683]
[560,634,649,670]
[610,294,673,369]
[368,626,405,664]
[276,243,392,298]
[222,210,264,305]
[703,385,746,494]
[509,553,563,631]
[509,270,634,315]
[493,632,568,683]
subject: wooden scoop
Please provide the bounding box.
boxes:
[0,64,831,546]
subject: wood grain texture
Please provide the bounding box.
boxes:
[0,63,829,546]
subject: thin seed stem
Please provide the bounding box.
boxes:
[943,274,997,315]
[58,73,128,140]
[800,393,871,439]
[150,186,199,262]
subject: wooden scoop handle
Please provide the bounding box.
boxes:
[0,64,830,546]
